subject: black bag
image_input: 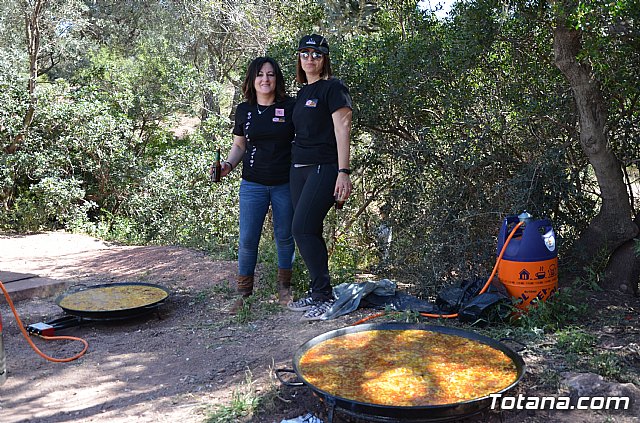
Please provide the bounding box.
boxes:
[458,291,511,326]
[435,277,510,326]
[435,277,485,313]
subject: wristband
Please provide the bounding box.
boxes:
[224,160,234,170]
[338,168,352,175]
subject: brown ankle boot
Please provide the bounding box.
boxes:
[230,275,254,314]
[277,268,293,306]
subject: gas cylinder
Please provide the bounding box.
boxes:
[496,212,558,310]
[0,310,6,385]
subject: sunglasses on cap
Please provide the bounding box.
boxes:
[299,51,324,60]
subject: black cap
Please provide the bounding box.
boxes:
[297,34,329,55]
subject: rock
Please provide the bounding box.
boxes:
[561,372,640,416]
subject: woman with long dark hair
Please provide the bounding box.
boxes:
[215,57,296,313]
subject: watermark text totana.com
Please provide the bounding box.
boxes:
[490,393,631,411]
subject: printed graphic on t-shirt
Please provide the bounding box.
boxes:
[249,145,256,167]
[275,108,285,116]
[305,99,318,108]
[244,111,252,133]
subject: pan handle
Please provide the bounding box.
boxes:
[143,301,166,309]
[499,337,527,352]
[66,283,88,293]
[275,368,304,387]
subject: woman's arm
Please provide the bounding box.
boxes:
[332,106,353,201]
[216,135,246,178]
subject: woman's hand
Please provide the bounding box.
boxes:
[211,135,246,180]
[334,172,352,202]
[220,161,233,177]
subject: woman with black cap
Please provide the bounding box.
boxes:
[286,34,353,321]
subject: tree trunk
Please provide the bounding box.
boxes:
[2,0,48,209]
[552,25,638,287]
[4,0,47,155]
[201,43,220,123]
[603,215,640,295]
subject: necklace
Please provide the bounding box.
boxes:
[256,103,274,115]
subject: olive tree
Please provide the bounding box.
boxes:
[549,0,639,294]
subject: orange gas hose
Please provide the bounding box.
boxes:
[1,280,88,362]
[352,220,525,326]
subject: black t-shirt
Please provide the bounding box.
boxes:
[232,96,295,185]
[291,78,352,165]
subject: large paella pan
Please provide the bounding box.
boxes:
[278,322,525,422]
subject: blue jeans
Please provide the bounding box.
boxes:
[238,180,295,276]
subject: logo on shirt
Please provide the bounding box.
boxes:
[275,108,285,116]
[305,99,318,108]
[273,117,286,123]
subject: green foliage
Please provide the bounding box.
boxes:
[566,0,640,174]
[589,352,625,380]
[535,369,562,391]
[1,37,235,254]
[204,369,284,423]
[233,296,255,325]
[292,251,312,296]
[556,326,597,354]
[0,48,29,145]
[334,3,588,294]
[73,44,201,124]
[1,77,140,230]
[204,371,261,422]
[378,308,424,324]
[329,244,359,285]
[8,177,96,232]
[513,285,589,332]
[106,135,239,252]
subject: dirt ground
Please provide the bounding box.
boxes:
[0,232,638,423]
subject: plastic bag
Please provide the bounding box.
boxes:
[321,279,396,320]
[321,276,510,325]
[280,413,324,423]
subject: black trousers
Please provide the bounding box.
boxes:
[290,164,337,302]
